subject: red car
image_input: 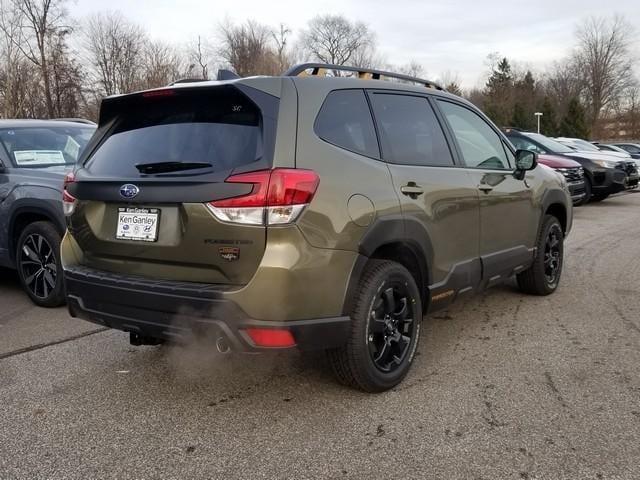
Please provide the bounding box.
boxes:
[537,154,587,205]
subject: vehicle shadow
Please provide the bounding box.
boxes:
[0,267,20,290]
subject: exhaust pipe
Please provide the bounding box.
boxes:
[216,336,231,354]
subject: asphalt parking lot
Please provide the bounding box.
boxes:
[1,193,639,480]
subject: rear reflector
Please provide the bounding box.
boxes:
[244,328,296,348]
[206,169,319,225]
[63,172,76,216]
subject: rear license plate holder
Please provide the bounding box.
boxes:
[116,207,160,242]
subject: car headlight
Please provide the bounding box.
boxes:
[593,159,619,169]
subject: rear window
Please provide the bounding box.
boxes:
[314,89,379,158]
[0,126,95,168]
[86,87,264,177]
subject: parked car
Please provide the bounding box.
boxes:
[536,154,586,205]
[555,137,631,159]
[0,119,96,306]
[594,143,640,171]
[610,142,640,159]
[62,64,572,392]
[594,143,630,154]
[504,129,638,202]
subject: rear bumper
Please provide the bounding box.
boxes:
[64,265,350,352]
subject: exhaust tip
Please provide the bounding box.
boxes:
[216,336,231,354]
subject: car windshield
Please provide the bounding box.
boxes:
[568,139,600,152]
[0,125,95,168]
[523,133,574,153]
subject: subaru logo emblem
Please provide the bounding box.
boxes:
[120,184,139,199]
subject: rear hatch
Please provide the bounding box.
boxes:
[66,84,279,285]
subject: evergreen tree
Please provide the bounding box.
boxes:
[511,103,529,129]
[483,57,513,126]
[558,98,590,138]
[539,96,558,136]
[512,70,536,130]
[445,81,463,97]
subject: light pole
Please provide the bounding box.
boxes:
[534,112,543,134]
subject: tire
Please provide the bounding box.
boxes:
[15,221,65,308]
[517,215,563,296]
[327,260,422,392]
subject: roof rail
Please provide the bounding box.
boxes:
[283,63,446,91]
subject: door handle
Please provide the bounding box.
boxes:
[400,183,424,198]
[478,184,493,193]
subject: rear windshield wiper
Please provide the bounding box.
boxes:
[135,161,213,174]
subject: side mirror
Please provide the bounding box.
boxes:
[514,149,537,180]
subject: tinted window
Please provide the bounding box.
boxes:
[507,135,546,154]
[0,126,95,168]
[438,101,510,170]
[86,87,264,177]
[618,144,640,154]
[314,90,379,158]
[370,93,454,166]
[523,132,574,153]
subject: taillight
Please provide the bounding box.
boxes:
[63,172,76,216]
[206,169,319,225]
[244,328,296,348]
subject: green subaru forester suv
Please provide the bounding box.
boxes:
[62,64,572,392]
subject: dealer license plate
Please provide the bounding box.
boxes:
[116,208,159,242]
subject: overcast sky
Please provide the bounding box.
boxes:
[72,0,640,87]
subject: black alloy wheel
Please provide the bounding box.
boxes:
[543,224,562,289]
[20,233,57,299]
[367,283,416,373]
[16,221,65,307]
[517,214,564,296]
[327,260,422,392]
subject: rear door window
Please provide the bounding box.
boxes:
[314,89,379,158]
[369,93,454,167]
[86,87,265,177]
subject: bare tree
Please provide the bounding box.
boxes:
[574,15,637,135]
[218,19,279,76]
[186,35,209,79]
[83,11,146,96]
[351,45,385,70]
[48,29,83,117]
[398,61,424,78]
[139,40,185,89]
[0,0,26,116]
[272,23,291,73]
[546,60,583,100]
[300,14,373,66]
[6,0,70,117]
